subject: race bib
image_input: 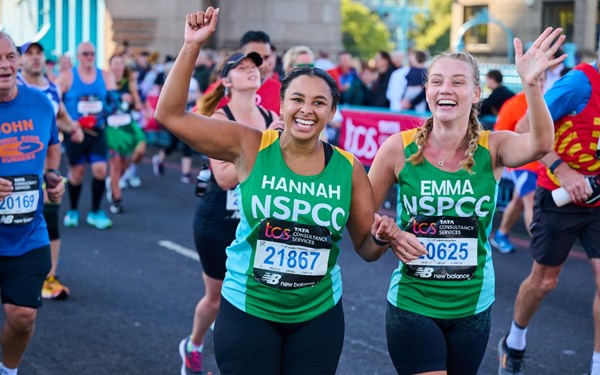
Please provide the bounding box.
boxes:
[405,215,478,281]
[225,189,240,219]
[107,113,133,127]
[77,99,103,115]
[0,175,39,225]
[253,218,333,289]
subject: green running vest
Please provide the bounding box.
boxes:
[221,130,355,323]
[389,128,498,319]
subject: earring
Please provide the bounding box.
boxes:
[224,87,230,97]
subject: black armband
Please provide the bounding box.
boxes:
[44,168,62,183]
[372,234,390,247]
[549,159,564,174]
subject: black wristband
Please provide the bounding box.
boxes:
[549,159,563,174]
[44,168,61,181]
[372,234,390,247]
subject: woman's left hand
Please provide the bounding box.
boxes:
[514,27,567,87]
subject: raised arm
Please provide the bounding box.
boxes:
[154,7,261,167]
[493,27,566,169]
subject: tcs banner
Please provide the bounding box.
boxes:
[339,107,427,167]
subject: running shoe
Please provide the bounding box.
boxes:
[179,337,203,375]
[498,335,525,374]
[181,173,192,184]
[105,177,113,204]
[42,276,70,300]
[118,175,129,190]
[126,168,142,188]
[152,154,164,177]
[63,210,80,227]
[109,200,124,214]
[86,210,113,230]
[490,231,515,254]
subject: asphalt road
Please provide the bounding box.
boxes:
[9,150,595,375]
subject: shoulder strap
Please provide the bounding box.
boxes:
[221,105,236,121]
[257,105,273,129]
[322,141,334,166]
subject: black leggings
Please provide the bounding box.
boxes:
[214,298,345,375]
[386,303,491,375]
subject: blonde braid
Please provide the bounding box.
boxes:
[460,106,483,173]
[406,118,433,165]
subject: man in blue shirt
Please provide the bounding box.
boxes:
[0,31,65,375]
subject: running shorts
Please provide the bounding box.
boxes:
[530,187,600,266]
[0,246,51,308]
[386,303,491,375]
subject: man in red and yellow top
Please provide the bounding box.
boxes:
[499,40,600,375]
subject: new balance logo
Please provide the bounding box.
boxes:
[413,267,434,278]
[0,215,14,224]
[261,272,282,285]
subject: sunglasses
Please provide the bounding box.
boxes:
[294,63,314,68]
[81,51,95,57]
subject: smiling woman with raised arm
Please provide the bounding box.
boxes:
[367,28,566,375]
[155,7,403,375]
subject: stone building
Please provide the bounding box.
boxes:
[0,0,342,66]
[451,0,599,63]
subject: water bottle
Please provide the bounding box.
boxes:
[195,166,211,197]
[552,176,600,207]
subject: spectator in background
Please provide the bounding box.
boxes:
[365,51,394,108]
[401,50,428,113]
[387,51,410,112]
[314,49,336,71]
[193,48,218,93]
[479,69,514,117]
[282,45,314,75]
[342,60,375,106]
[390,50,406,69]
[327,51,358,104]
[267,44,284,81]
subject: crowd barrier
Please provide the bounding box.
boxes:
[338,105,426,167]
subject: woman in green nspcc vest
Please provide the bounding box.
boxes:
[367,28,566,374]
[155,7,405,375]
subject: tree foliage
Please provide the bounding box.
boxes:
[410,0,452,54]
[341,0,394,60]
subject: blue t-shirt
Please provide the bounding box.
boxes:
[16,72,61,117]
[0,85,59,256]
[544,62,596,121]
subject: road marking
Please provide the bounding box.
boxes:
[158,240,199,262]
[346,338,389,356]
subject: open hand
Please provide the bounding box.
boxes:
[515,27,567,87]
[184,7,219,47]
